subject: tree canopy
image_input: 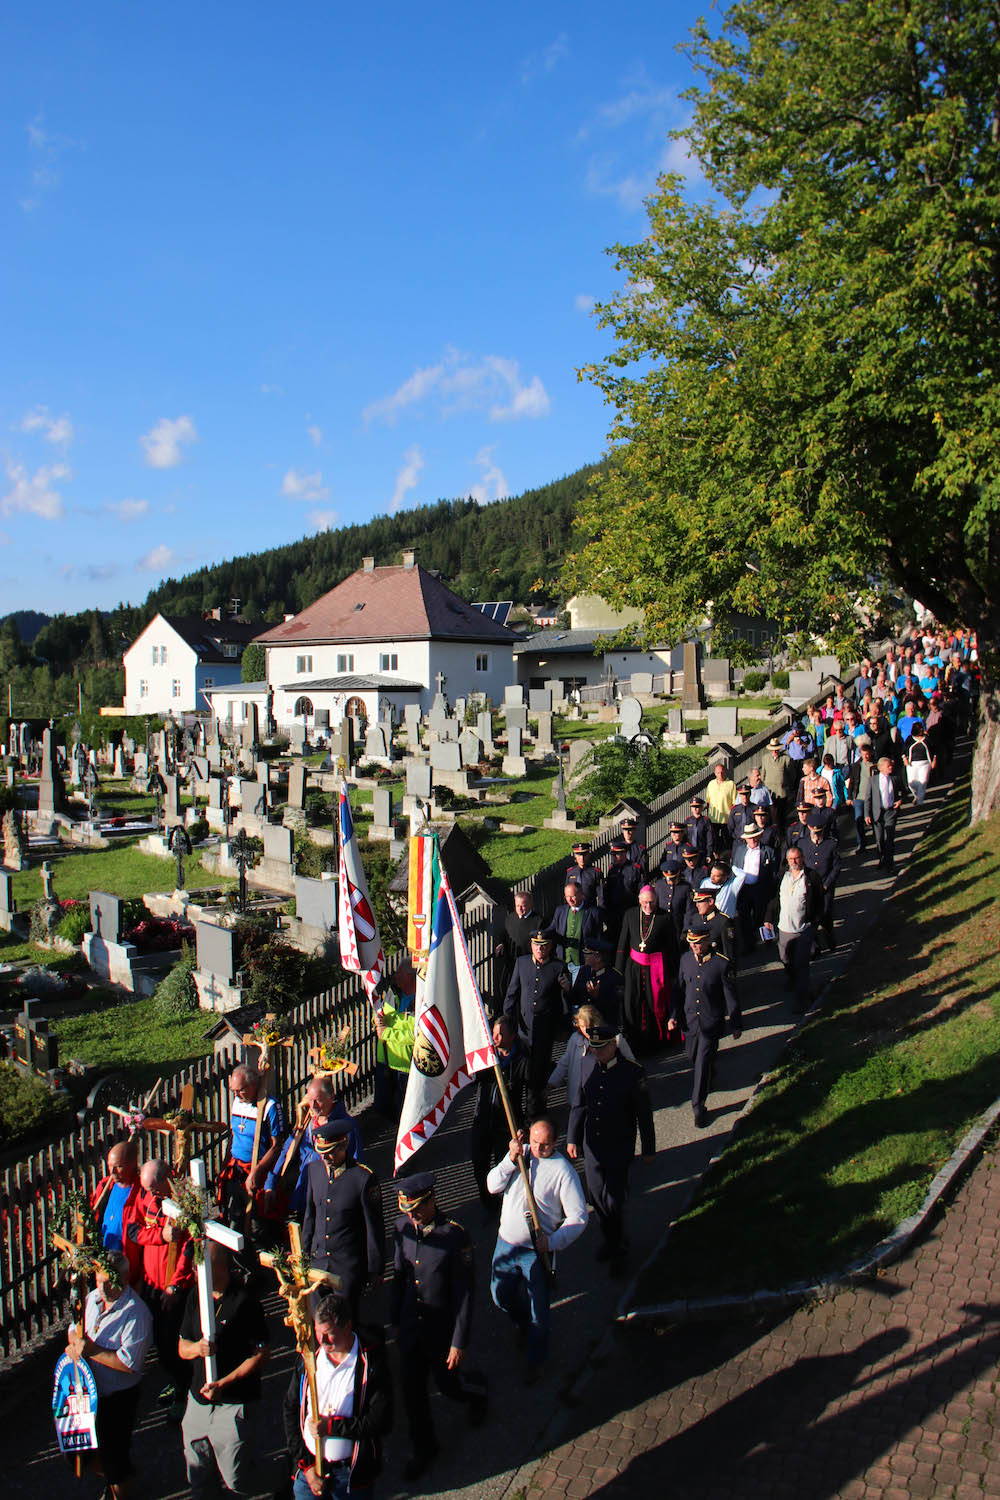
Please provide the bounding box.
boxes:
[567,0,1000,672]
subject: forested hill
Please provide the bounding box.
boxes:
[145,464,598,623]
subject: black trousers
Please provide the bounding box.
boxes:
[684,1025,720,1109]
[145,1284,191,1395]
[95,1383,142,1483]
[399,1332,485,1452]
[583,1150,631,1253]
[874,815,897,868]
[470,1115,508,1204]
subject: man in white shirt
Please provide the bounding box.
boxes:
[487,1117,587,1382]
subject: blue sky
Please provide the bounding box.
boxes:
[1,2,708,616]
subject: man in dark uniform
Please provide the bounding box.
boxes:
[500,889,546,992]
[801,810,841,949]
[565,843,604,907]
[300,1120,384,1318]
[390,1174,487,1481]
[808,779,837,836]
[685,886,737,967]
[619,817,646,879]
[751,802,781,852]
[659,821,689,876]
[783,798,812,857]
[671,923,741,1128]
[727,784,756,843]
[570,939,625,1028]
[685,797,714,860]
[680,843,708,890]
[470,1016,529,1209]
[567,1019,655,1275]
[603,839,641,946]
[503,931,570,1115]
[654,861,690,942]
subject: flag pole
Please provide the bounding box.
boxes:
[490,1057,553,1279]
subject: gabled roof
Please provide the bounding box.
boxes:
[129,613,262,665]
[255,564,517,647]
[513,628,605,656]
[278,674,424,693]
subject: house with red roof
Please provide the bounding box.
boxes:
[254,549,516,729]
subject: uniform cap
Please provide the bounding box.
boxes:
[681,844,699,858]
[693,884,716,900]
[585,1022,618,1045]
[314,1119,353,1151]
[687,921,711,939]
[689,796,704,807]
[620,817,637,829]
[530,929,553,944]
[737,783,751,795]
[572,842,591,855]
[396,1172,436,1210]
[610,838,627,852]
[582,936,614,956]
[669,820,686,833]
[806,810,827,829]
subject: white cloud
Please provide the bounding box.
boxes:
[141,414,197,469]
[309,508,339,531]
[1,459,70,520]
[521,32,569,85]
[364,347,551,426]
[136,543,177,572]
[105,498,149,522]
[306,423,323,448]
[469,446,509,505]
[579,73,703,207]
[282,467,329,502]
[575,293,596,313]
[21,113,79,213]
[19,406,73,446]
[389,445,424,515]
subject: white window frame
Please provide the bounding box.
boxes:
[172,679,182,698]
[379,653,398,672]
[296,654,313,674]
[139,679,148,698]
[337,653,355,673]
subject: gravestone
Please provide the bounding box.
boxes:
[242,703,260,748]
[134,748,150,781]
[503,725,526,777]
[289,724,306,754]
[190,755,210,784]
[454,697,467,720]
[330,719,353,768]
[459,729,483,768]
[430,740,462,774]
[197,920,235,981]
[506,703,527,734]
[441,716,461,742]
[617,697,643,741]
[534,710,554,753]
[707,706,739,740]
[349,715,366,747]
[544,678,564,703]
[208,778,224,809]
[812,656,842,680]
[89,891,123,945]
[368,720,393,761]
[567,740,593,784]
[293,874,337,936]
[404,703,421,738]
[162,774,184,828]
[2,809,28,870]
[528,688,552,713]
[287,763,307,810]
[681,640,705,710]
[0,872,19,934]
[14,1003,58,1080]
[314,709,331,733]
[370,786,398,841]
[427,703,448,738]
[504,684,524,706]
[631,671,654,695]
[405,761,432,800]
[476,710,494,753]
[113,746,125,778]
[38,728,64,817]
[789,670,822,704]
[668,708,684,735]
[246,777,270,818]
[263,823,293,867]
[703,657,731,686]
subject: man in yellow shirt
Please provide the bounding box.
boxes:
[705,762,736,850]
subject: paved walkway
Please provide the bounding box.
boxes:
[528,1144,1000,1500]
[2,753,978,1499]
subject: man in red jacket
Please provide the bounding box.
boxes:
[133,1158,195,1421]
[90,1141,144,1286]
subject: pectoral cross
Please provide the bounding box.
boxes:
[161,1158,245,1384]
[259,1222,341,1479]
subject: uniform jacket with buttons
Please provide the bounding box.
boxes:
[390,1212,474,1351]
[672,951,740,1037]
[503,954,570,1050]
[568,1050,655,1164]
[801,834,841,890]
[301,1157,384,1282]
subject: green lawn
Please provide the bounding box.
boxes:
[11,845,236,907]
[53,993,214,1080]
[634,769,1000,1303]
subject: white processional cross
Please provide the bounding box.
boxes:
[161,1157,244,1383]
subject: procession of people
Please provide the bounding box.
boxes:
[49,622,975,1498]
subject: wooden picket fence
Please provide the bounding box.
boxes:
[0,911,497,1359]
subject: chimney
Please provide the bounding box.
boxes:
[362,556,375,573]
[402,548,416,570]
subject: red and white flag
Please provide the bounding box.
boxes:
[338,782,384,1004]
[394,867,497,1171]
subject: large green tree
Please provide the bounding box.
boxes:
[568,0,1000,817]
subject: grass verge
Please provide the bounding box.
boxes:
[53,994,214,1079]
[633,769,1000,1304]
[11,845,236,906]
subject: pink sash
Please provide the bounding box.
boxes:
[629,947,670,1040]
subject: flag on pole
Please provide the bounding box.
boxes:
[394,869,497,1171]
[407,833,441,960]
[337,782,384,1004]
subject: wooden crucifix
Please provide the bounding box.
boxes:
[135,1081,229,1174]
[242,1017,295,1231]
[105,1075,164,1142]
[161,1158,245,1384]
[258,1222,341,1480]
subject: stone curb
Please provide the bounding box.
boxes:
[618,1092,1000,1325]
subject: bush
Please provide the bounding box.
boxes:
[295,835,336,879]
[572,741,706,824]
[742,671,768,694]
[772,669,790,690]
[0,1062,71,1147]
[154,943,199,1017]
[189,816,210,842]
[232,920,313,1013]
[56,902,92,945]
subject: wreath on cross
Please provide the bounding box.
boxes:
[50,1191,120,1279]
[166,1177,213,1264]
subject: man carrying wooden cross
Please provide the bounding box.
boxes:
[91,1140,143,1286]
[217,1062,286,1241]
[64,1249,153,1500]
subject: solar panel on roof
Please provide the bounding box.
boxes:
[473,600,513,625]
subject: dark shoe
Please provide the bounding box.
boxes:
[403,1443,440,1482]
[693,1105,709,1128]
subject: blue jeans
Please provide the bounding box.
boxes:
[293,1464,369,1500]
[490,1237,550,1366]
[852,797,865,852]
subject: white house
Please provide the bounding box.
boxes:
[256,550,516,727]
[122,612,262,716]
